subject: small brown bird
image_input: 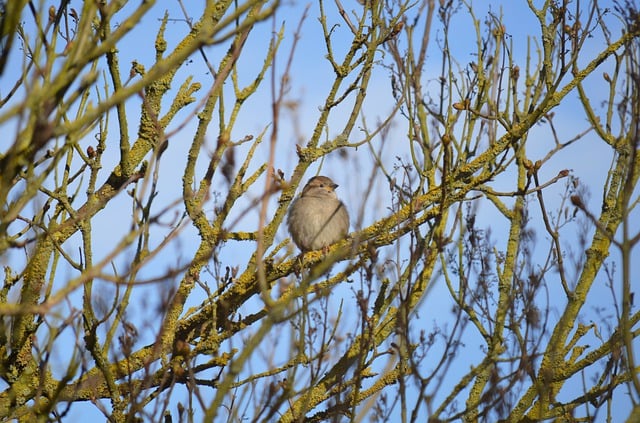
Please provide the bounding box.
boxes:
[287,176,349,252]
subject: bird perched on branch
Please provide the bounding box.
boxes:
[287,176,349,252]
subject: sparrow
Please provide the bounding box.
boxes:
[287,176,349,252]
